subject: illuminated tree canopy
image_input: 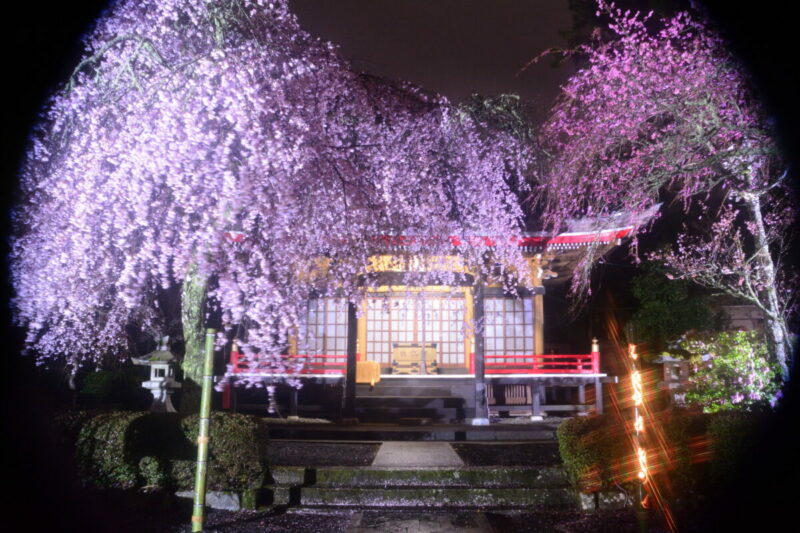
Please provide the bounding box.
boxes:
[11,0,531,389]
[535,2,795,376]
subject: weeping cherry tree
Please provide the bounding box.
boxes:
[535,1,795,378]
[11,0,532,409]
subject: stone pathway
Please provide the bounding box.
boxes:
[346,442,479,532]
[371,441,464,467]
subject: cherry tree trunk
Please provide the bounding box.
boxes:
[745,194,790,379]
[180,265,208,413]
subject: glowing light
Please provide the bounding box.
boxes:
[637,446,648,481]
[629,343,638,360]
[632,370,643,406]
[605,324,680,533]
[634,414,644,433]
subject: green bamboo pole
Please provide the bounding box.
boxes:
[191,328,216,532]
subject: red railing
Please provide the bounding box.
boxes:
[229,349,348,375]
[230,349,599,376]
[470,351,600,375]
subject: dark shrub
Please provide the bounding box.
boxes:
[707,410,763,488]
[53,410,97,450]
[80,369,150,409]
[557,414,628,491]
[75,411,147,489]
[73,411,267,490]
[658,409,711,508]
[557,407,768,513]
[169,412,269,490]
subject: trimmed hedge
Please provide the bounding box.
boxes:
[557,409,763,505]
[69,411,268,490]
[53,410,98,450]
[556,414,627,491]
[660,409,709,498]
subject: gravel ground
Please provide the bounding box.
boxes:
[451,442,561,466]
[49,488,677,532]
[485,509,671,533]
[268,440,381,466]
[163,507,674,533]
[171,508,354,532]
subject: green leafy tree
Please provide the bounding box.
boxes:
[629,264,714,353]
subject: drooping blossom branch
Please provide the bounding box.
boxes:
[534,1,794,376]
[11,0,532,387]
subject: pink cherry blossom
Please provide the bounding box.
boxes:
[11,0,531,380]
[535,1,794,376]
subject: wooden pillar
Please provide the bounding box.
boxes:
[531,381,542,418]
[464,287,474,371]
[595,377,604,414]
[534,292,544,356]
[289,387,299,419]
[223,342,238,411]
[222,382,232,410]
[341,301,359,422]
[578,384,586,404]
[531,256,545,356]
[357,298,368,361]
[471,282,489,425]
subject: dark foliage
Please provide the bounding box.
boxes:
[628,263,715,354]
[556,413,627,491]
[79,368,151,409]
[556,408,767,518]
[706,409,763,488]
[64,411,268,491]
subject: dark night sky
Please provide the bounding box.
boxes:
[289,0,576,105]
[285,0,800,158]
[4,0,798,185]
[3,1,798,174]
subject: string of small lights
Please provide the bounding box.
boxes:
[629,343,651,520]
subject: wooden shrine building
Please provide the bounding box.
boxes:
[222,222,640,424]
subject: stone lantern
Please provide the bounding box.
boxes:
[133,336,181,412]
[653,354,691,406]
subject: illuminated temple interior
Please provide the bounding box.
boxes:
[302,277,542,374]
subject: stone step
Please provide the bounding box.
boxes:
[313,465,569,488]
[355,407,465,422]
[360,378,475,391]
[264,424,558,441]
[299,486,577,509]
[268,464,568,485]
[357,385,455,397]
[369,377,466,383]
[355,396,467,408]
